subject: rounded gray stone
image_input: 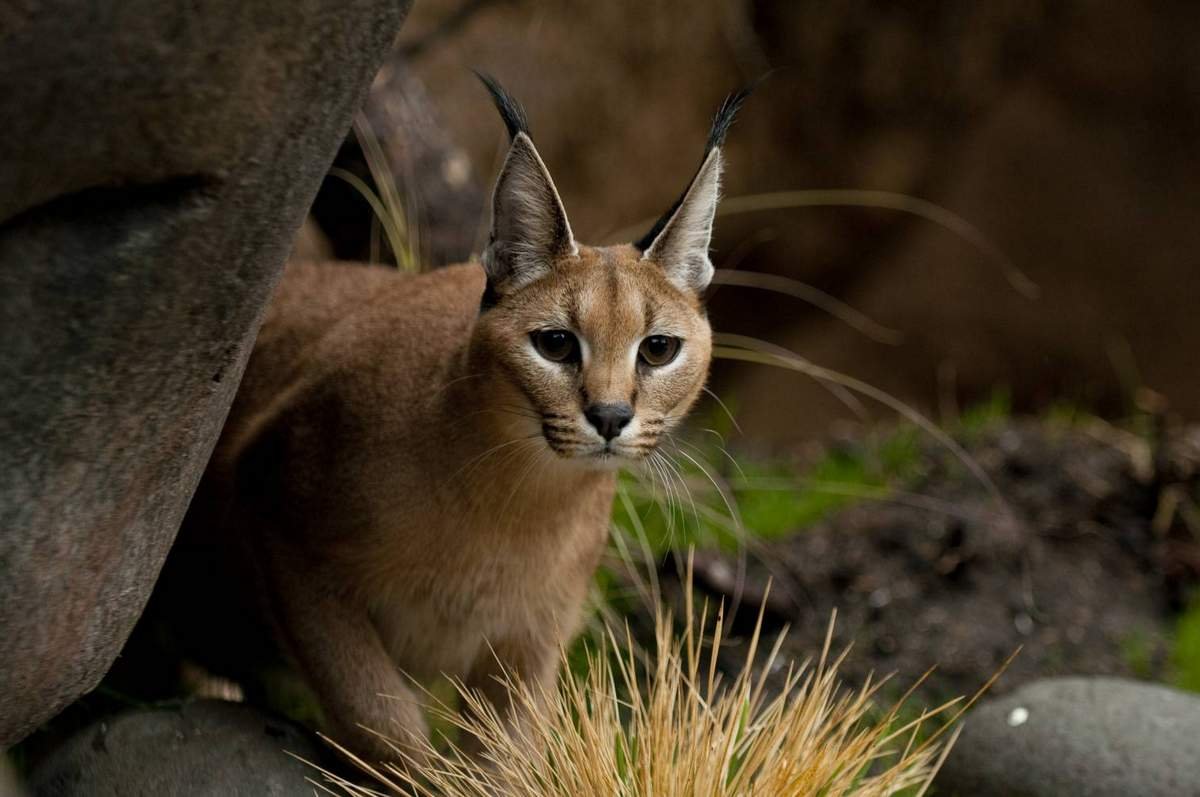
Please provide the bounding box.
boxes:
[937,677,1200,796]
[26,700,328,797]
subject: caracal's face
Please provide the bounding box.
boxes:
[469,75,737,468]
[475,243,712,468]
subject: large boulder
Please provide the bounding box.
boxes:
[26,700,329,796]
[937,677,1200,796]
[0,0,411,744]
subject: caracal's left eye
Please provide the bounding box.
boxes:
[638,335,681,367]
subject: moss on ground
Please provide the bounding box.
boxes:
[1172,594,1200,693]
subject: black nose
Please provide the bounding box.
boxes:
[584,402,634,441]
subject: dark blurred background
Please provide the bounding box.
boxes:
[321,0,1200,446]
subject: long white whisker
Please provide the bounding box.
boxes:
[670,442,744,541]
[658,449,703,545]
[496,444,546,523]
[649,451,678,541]
[668,440,750,611]
[713,334,1009,512]
[429,372,486,398]
[698,428,748,482]
[701,386,743,436]
[448,434,539,486]
[609,485,659,611]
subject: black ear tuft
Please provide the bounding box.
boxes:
[705,83,755,152]
[634,79,761,252]
[474,70,530,141]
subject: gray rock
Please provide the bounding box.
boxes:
[0,0,411,744]
[26,700,328,796]
[937,677,1200,796]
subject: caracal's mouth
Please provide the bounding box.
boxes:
[589,441,654,470]
[543,434,652,470]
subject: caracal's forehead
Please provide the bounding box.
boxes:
[509,244,704,344]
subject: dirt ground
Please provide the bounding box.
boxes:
[672,417,1200,703]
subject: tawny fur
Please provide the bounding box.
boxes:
[194,251,711,762]
[180,78,737,764]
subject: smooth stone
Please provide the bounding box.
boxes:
[937,676,1200,796]
[26,700,330,797]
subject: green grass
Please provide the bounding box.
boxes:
[608,388,1023,564]
[610,423,925,559]
[592,391,1200,795]
[955,387,1011,437]
[577,412,929,682]
[1171,594,1200,693]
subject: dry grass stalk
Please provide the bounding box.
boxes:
[308,566,961,797]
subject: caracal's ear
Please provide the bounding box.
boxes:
[476,72,576,300]
[635,86,754,296]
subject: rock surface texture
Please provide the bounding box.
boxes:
[26,700,327,797]
[0,0,411,745]
[936,677,1200,796]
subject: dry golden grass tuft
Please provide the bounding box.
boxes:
[308,564,969,797]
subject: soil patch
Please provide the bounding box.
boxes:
[676,419,1200,702]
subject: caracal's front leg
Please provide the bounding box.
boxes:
[260,537,430,768]
[459,634,559,763]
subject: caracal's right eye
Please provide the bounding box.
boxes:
[531,329,580,364]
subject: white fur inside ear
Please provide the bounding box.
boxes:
[643,148,722,294]
[484,133,576,293]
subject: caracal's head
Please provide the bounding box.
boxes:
[470,74,750,469]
